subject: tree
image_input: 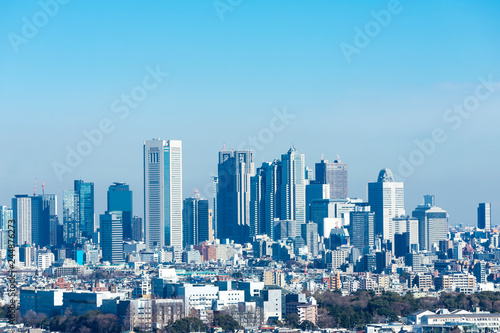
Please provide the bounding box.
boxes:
[316,308,336,329]
[299,320,316,331]
[213,313,242,331]
[270,319,284,327]
[285,313,300,328]
[166,317,206,333]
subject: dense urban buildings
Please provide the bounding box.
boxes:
[1,141,497,333]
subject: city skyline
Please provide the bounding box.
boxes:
[2,2,500,330]
[1,2,499,227]
[0,140,495,229]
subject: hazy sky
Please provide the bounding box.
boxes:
[1,0,499,226]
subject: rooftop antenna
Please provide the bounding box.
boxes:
[33,178,37,196]
[223,143,226,151]
[194,189,199,198]
[42,179,45,195]
[321,153,324,161]
[336,154,341,163]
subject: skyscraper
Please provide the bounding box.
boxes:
[74,180,94,238]
[107,182,133,240]
[392,215,419,250]
[183,193,210,248]
[144,139,183,250]
[314,156,348,199]
[100,212,124,264]
[63,190,80,245]
[30,194,57,247]
[132,216,143,242]
[212,176,218,239]
[250,160,282,240]
[217,149,254,244]
[274,220,296,240]
[0,206,13,251]
[309,198,356,238]
[474,261,486,284]
[368,169,405,243]
[250,166,264,238]
[412,196,449,251]
[350,203,375,250]
[478,203,491,230]
[301,221,319,257]
[12,195,31,246]
[280,146,306,235]
[305,182,330,222]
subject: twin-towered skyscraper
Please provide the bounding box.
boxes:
[143,139,183,250]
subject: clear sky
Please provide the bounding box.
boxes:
[1,0,499,226]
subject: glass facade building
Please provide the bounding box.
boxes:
[144,139,183,250]
[107,182,133,239]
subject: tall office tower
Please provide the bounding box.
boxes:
[478,203,491,230]
[144,139,183,250]
[30,194,57,247]
[412,196,449,251]
[0,206,13,250]
[132,216,143,242]
[394,233,408,258]
[0,206,13,228]
[100,212,124,264]
[250,160,282,240]
[350,203,375,250]
[274,220,296,240]
[63,190,80,244]
[424,195,435,207]
[474,261,486,284]
[310,198,356,238]
[392,215,419,250]
[208,209,214,242]
[280,146,306,236]
[212,177,218,239]
[250,167,265,237]
[12,195,31,246]
[301,221,318,256]
[74,180,95,238]
[368,168,405,244]
[315,156,348,199]
[183,193,210,248]
[49,216,60,247]
[305,183,330,221]
[264,161,282,240]
[107,182,133,240]
[217,149,254,244]
[30,196,41,247]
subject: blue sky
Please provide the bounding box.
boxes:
[1,0,499,225]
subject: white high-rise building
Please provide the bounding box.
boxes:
[0,206,13,251]
[12,195,32,246]
[368,169,405,244]
[144,139,183,250]
[281,146,306,235]
[37,252,55,271]
[412,196,449,251]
